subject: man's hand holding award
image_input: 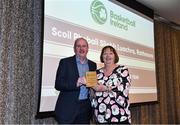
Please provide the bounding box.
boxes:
[85,71,97,87]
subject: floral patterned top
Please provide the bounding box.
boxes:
[93,65,131,123]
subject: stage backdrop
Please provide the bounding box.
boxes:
[39,0,157,113]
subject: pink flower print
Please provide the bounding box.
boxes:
[122,66,127,70]
[103,92,108,97]
[109,91,115,98]
[96,92,102,97]
[110,100,115,105]
[127,75,131,83]
[120,116,127,122]
[118,84,124,92]
[111,117,118,122]
[119,77,123,83]
[126,100,130,107]
[114,81,120,88]
[113,78,119,86]
[111,91,117,98]
[109,73,117,79]
[98,97,103,103]
[100,69,104,73]
[120,108,125,115]
[126,82,130,89]
[98,80,104,84]
[105,108,111,119]
[117,68,121,73]
[121,70,128,77]
[103,76,108,81]
[123,89,129,97]
[129,118,131,123]
[111,104,119,115]
[99,103,106,113]
[97,115,105,123]
[97,73,103,79]
[106,79,113,86]
[104,96,110,104]
[125,107,131,115]
[116,96,125,106]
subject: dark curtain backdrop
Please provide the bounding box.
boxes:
[131,20,180,124]
[0,0,180,124]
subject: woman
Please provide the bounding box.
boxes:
[91,45,131,124]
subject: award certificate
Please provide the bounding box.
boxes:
[86,71,97,87]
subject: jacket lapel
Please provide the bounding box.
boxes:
[72,55,79,77]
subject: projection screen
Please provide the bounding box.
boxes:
[39,0,157,113]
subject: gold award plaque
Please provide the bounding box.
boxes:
[86,71,97,87]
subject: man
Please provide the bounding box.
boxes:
[54,37,97,124]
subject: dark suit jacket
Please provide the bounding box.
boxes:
[54,55,97,123]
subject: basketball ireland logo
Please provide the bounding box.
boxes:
[90,0,107,25]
